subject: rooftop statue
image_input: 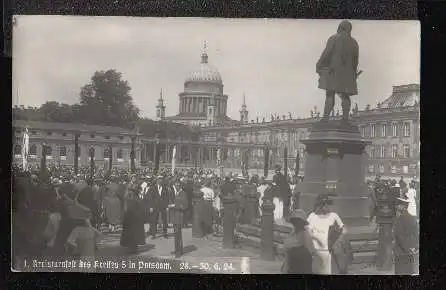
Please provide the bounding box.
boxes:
[316,20,362,125]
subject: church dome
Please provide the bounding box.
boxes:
[185,52,222,84]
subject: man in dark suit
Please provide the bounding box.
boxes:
[149,175,171,239]
[272,165,291,219]
[182,172,195,227]
[171,179,189,257]
[394,197,419,275]
[221,173,236,198]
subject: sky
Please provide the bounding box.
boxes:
[12,16,420,120]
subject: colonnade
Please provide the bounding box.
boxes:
[179,96,227,116]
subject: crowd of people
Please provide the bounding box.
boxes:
[12,163,419,274]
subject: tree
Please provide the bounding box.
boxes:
[78,69,139,128]
[39,101,75,123]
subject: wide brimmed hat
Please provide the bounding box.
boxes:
[289,209,309,224]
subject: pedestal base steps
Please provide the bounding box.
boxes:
[235,219,379,266]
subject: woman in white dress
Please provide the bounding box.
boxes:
[307,194,347,274]
[406,184,417,217]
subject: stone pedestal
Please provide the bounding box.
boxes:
[246,192,260,224]
[222,195,237,248]
[261,199,275,260]
[377,221,394,270]
[300,121,372,225]
[192,190,204,238]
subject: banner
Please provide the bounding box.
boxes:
[171,145,176,175]
[22,128,29,171]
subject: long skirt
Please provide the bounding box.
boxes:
[312,250,332,275]
[120,208,145,249]
[103,196,122,225]
[201,200,214,235]
[273,198,283,221]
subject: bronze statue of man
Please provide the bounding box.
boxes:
[316,20,361,124]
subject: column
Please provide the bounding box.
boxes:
[204,98,208,114]
[188,98,191,113]
[216,100,220,116]
[261,198,275,260]
[222,195,237,248]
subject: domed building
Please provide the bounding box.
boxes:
[164,46,238,127]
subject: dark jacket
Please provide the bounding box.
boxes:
[149,183,172,210]
[316,21,359,96]
[173,190,189,225]
[273,173,291,199]
[221,180,236,197]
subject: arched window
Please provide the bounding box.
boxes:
[89,147,95,158]
[59,146,67,157]
[117,148,123,159]
[103,147,111,159]
[29,144,37,156]
[14,144,21,155]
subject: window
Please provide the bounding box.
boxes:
[45,145,52,156]
[117,148,123,159]
[403,165,409,174]
[31,131,36,135]
[368,164,374,173]
[391,165,397,174]
[404,123,411,137]
[381,124,386,137]
[379,164,385,173]
[381,145,386,158]
[59,146,67,160]
[47,131,52,136]
[371,124,376,138]
[392,144,398,158]
[105,136,110,140]
[90,134,95,138]
[14,144,21,155]
[103,147,111,159]
[119,136,124,140]
[392,124,397,137]
[403,144,410,158]
[29,144,37,156]
[62,133,67,137]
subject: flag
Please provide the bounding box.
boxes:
[171,145,176,175]
[22,128,29,171]
[217,148,221,166]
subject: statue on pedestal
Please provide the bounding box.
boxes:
[316,20,362,124]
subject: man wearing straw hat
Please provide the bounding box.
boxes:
[394,196,419,275]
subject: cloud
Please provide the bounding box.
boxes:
[13,16,419,120]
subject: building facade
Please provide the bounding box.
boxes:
[200,84,420,180]
[12,120,142,169]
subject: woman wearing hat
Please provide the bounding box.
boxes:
[281,209,316,274]
[307,194,347,274]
